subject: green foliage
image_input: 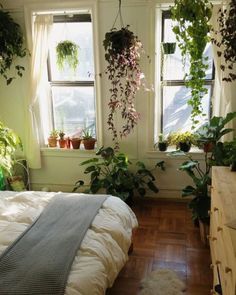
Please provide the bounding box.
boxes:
[56,40,79,71]
[58,131,65,140]
[82,128,94,140]
[73,146,165,202]
[168,131,197,146]
[0,121,22,176]
[171,0,212,127]
[49,130,58,138]
[0,8,27,85]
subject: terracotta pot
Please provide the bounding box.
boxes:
[59,139,66,148]
[48,137,57,147]
[83,138,96,150]
[71,138,81,149]
[203,142,214,153]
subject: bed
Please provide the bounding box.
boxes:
[0,191,138,295]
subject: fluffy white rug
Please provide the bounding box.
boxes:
[139,269,186,295]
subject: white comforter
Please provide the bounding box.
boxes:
[0,191,138,295]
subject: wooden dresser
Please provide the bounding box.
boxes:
[210,167,236,295]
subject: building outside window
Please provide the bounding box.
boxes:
[156,10,214,139]
[48,13,96,138]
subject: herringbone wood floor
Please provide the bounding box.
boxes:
[107,198,212,295]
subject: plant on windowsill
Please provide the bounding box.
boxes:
[211,0,236,82]
[171,0,213,127]
[56,40,79,71]
[73,146,165,206]
[82,129,96,150]
[48,130,58,148]
[71,137,81,150]
[58,131,66,148]
[168,131,197,152]
[0,121,22,190]
[154,133,168,151]
[0,5,27,85]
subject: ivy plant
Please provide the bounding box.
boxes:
[211,0,236,82]
[0,7,27,85]
[56,40,79,71]
[171,0,212,127]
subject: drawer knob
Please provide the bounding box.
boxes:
[208,210,212,215]
[215,260,221,265]
[225,267,232,273]
[210,263,214,269]
[212,237,217,241]
[210,290,216,294]
[213,207,219,212]
[217,226,223,232]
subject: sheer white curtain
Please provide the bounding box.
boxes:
[26,15,53,169]
[210,3,236,140]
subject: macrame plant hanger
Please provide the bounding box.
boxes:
[112,0,124,29]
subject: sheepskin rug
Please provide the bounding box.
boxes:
[139,269,186,295]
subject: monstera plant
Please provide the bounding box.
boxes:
[0,6,27,84]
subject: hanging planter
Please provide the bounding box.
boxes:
[56,40,79,71]
[171,0,212,127]
[211,0,236,82]
[0,6,27,85]
[161,42,176,55]
[103,0,145,147]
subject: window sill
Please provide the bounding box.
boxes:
[40,147,97,158]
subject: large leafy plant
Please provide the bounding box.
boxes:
[0,7,27,84]
[171,0,212,127]
[103,25,144,147]
[73,146,164,203]
[56,40,79,71]
[0,121,22,176]
[211,0,236,82]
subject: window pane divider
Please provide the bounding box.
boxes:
[50,81,94,87]
[161,79,214,86]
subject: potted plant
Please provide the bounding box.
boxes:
[56,40,79,71]
[82,129,96,150]
[211,0,236,82]
[71,137,81,149]
[73,146,165,205]
[0,121,22,188]
[155,133,168,151]
[58,131,66,148]
[171,0,212,126]
[103,25,144,147]
[168,131,196,152]
[48,130,58,147]
[0,6,27,84]
[161,42,176,55]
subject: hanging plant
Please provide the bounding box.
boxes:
[103,1,145,147]
[161,42,176,55]
[0,6,27,85]
[56,40,79,71]
[171,0,212,127]
[211,0,236,82]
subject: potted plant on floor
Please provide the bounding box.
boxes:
[56,40,79,71]
[73,146,165,205]
[0,121,22,189]
[0,6,27,84]
[48,130,58,148]
[155,133,168,151]
[82,129,96,150]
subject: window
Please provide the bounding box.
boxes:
[48,13,96,137]
[155,10,214,138]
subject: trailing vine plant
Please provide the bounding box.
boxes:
[211,0,236,82]
[103,0,144,148]
[0,5,27,85]
[56,40,79,71]
[171,0,213,127]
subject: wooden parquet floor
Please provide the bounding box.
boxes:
[107,198,212,295]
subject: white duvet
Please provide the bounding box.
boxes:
[0,191,138,295]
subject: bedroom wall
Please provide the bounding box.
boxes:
[0,0,234,198]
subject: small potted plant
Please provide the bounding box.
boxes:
[82,129,96,150]
[56,40,79,71]
[71,137,81,149]
[155,133,168,151]
[58,131,66,148]
[161,42,176,55]
[48,130,58,147]
[169,131,196,152]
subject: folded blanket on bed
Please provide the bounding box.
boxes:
[0,193,107,295]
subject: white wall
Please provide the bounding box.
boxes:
[0,0,231,198]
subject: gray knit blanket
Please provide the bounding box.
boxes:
[0,193,107,295]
